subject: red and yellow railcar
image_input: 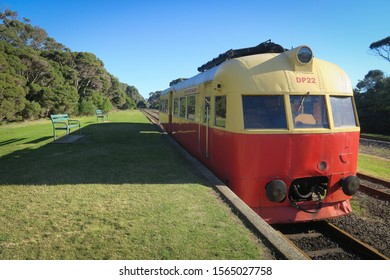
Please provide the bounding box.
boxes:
[159,41,360,224]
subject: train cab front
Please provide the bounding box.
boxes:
[263,173,360,224]
[248,84,361,224]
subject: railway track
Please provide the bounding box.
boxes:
[140,108,159,124]
[360,135,390,143]
[274,221,389,260]
[357,173,390,201]
[139,108,160,126]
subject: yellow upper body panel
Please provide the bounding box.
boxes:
[213,48,353,95]
[160,46,358,134]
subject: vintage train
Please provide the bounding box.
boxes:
[159,40,360,224]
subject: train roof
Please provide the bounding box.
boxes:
[161,66,219,96]
[161,42,353,96]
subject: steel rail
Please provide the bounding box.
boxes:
[358,183,390,201]
[275,221,389,260]
[316,221,388,260]
[360,135,390,143]
[357,172,390,188]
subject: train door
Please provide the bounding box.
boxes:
[200,96,211,158]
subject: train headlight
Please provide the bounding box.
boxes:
[318,161,327,171]
[265,180,287,202]
[297,46,313,64]
[340,176,360,196]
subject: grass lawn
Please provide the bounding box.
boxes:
[358,153,390,181]
[0,110,268,260]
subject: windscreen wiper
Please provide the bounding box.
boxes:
[297,92,310,113]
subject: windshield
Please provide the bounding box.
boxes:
[242,94,356,130]
[290,95,329,128]
[330,96,357,127]
[243,96,287,129]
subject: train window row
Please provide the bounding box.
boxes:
[174,95,196,120]
[243,95,356,129]
[161,94,357,129]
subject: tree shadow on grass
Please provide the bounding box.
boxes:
[0,138,27,146]
[0,122,203,186]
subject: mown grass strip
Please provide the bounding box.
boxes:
[358,153,390,181]
[0,110,268,260]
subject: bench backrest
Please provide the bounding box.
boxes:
[96,109,104,115]
[50,114,69,123]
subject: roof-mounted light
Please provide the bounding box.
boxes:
[297,46,313,64]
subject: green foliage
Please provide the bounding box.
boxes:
[169,77,187,86]
[121,83,144,108]
[147,91,161,109]
[0,9,144,123]
[354,70,390,135]
[22,100,44,119]
[0,72,26,121]
[78,99,96,116]
[369,36,390,62]
[102,97,112,112]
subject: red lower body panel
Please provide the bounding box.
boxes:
[167,118,359,224]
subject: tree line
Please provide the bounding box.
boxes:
[0,9,144,123]
[354,36,389,135]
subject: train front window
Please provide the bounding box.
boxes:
[242,96,287,129]
[330,96,357,127]
[290,95,329,128]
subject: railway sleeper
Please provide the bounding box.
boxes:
[306,247,345,258]
[284,232,322,240]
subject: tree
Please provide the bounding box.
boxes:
[355,70,385,93]
[121,83,145,105]
[369,36,390,62]
[0,8,142,122]
[101,97,112,112]
[0,73,26,121]
[354,70,390,135]
[147,91,161,109]
[78,99,96,115]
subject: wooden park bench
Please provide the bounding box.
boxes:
[50,114,81,141]
[96,109,108,122]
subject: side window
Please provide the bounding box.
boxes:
[173,98,179,116]
[214,96,226,127]
[330,96,357,127]
[160,99,165,112]
[243,96,287,129]
[179,97,186,118]
[187,96,196,120]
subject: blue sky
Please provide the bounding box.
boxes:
[1,0,389,99]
